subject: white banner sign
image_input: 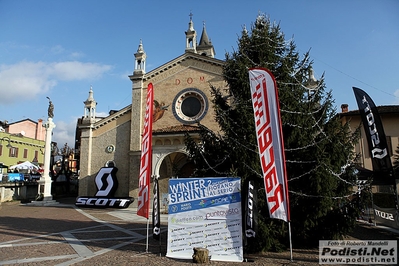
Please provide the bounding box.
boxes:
[248,68,290,222]
[166,177,243,262]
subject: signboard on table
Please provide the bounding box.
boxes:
[7,173,24,182]
[166,177,243,262]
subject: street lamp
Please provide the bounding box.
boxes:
[0,136,13,148]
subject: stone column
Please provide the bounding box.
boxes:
[29,98,58,205]
[42,117,56,200]
[31,117,58,205]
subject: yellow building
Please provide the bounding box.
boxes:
[0,119,45,170]
[77,16,226,204]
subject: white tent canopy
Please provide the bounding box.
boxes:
[9,161,40,171]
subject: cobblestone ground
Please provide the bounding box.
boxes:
[0,199,397,266]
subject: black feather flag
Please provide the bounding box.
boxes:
[243,178,258,246]
[152,176,161,240]
[353,87,394,185]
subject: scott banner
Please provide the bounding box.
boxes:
[244,177,258,246]
[137,83,154,218]
[152,176,161,240]
[166,177,243,262]
[248,68,290,222]
[353,87,394,185]
[75,166,134,208]
[373,204,399,229]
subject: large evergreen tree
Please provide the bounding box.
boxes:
[185,14,359,250]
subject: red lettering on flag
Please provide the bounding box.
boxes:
[137,83,154,218]
[249,68,290,222]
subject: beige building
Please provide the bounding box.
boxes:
[340,104,399,172]
[77,17,226,205]
[340,104,399,198]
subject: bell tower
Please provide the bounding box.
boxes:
[83,85,97,123]
[185,12,197,53]
[129,40,147,151]
[134,39,146,74]
[196,22,215,58]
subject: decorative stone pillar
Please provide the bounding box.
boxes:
[42,117,56,200]
[30,99,58,206]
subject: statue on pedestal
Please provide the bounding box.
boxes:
[46,97,54,118]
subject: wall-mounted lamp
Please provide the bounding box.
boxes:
[0,136,14,148]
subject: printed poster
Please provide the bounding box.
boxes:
[166,177,243,262]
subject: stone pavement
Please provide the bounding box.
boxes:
[2,198,396,266]
[0,198,317,266]
[0,198,170,266]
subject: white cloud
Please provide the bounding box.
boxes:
[394,89,399,104]
[120,70,132,80]
[70,51,85,59]
[0,61,112,105]
[51,61,112,80]
[49,45,85,59]
[52,119,77,148]
[96,111,110,117]
[50,45,65,54]
[0,61,56,104]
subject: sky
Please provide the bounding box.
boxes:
[1,0,398,147]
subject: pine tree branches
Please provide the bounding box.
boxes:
[185,13,360,249]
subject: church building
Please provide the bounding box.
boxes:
[77,15,227,205]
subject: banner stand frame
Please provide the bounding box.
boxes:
[158,225,162,257]
[371,190,376,226]
[249,68,292,262]
[137,82,154,252]
[288,221,293,261]
[145,218,149,253]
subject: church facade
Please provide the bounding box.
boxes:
[77,16,227,206]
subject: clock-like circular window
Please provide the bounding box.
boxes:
[106,145,115,153]
[172,88,208,124]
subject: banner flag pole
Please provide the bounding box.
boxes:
[137,83,154,252]
[146,218,149,253]
[249,68,292,260]
[288,221,293,261]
